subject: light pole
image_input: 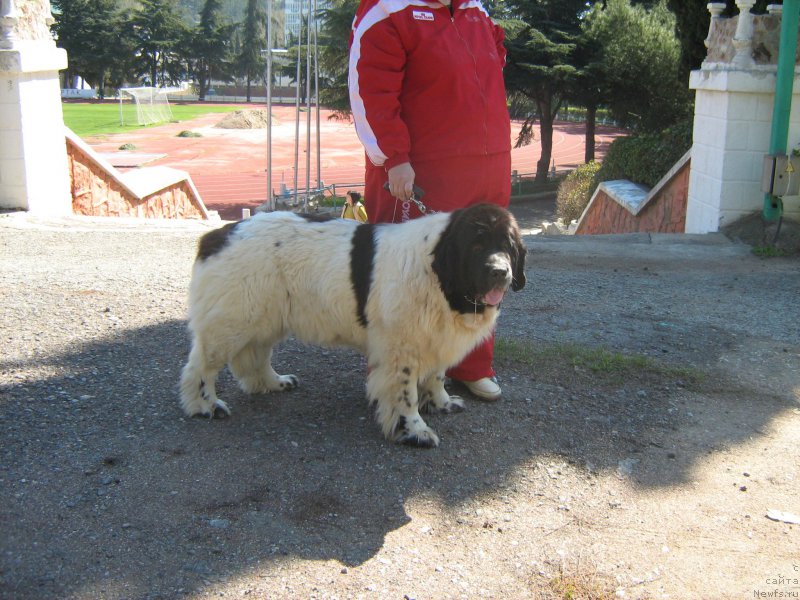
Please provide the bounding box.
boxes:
[264,1,287,212]
[265,0,273,211]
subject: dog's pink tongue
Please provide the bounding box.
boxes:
[482,289,505,306]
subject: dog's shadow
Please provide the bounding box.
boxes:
[1,319,792,598]
[3,320,516,596]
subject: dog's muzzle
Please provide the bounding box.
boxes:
[478,254,512,306]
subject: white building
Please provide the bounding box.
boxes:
[280,0,329,42]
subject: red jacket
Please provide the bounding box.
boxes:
[349,0,511,170]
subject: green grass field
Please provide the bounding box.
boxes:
[62,102,242,137]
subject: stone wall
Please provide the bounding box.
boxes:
[576,154,690,235]
[14,0,55,43]
[66,133,209,220]
[704,13,786,66]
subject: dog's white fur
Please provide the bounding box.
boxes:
[180,207,523,447]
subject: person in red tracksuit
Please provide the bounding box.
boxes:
[348,0,512,401]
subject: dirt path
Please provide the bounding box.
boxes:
[0,212,798,599]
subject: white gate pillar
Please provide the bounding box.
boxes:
[0,0,71,214]
[687,2,800,233]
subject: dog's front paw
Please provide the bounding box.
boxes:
[278,374,299,391]
[393,415,440,448]
[194,399,231,419]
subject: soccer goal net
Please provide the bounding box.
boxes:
[118,87,174,126]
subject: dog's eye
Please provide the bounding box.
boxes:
[471,243,484,253]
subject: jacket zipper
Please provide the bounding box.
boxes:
[449,9,490,155]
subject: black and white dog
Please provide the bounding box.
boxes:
[180,203,526,447]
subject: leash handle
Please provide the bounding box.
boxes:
[382,182,426,199]
[383,182,430,214]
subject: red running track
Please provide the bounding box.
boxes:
[85,104,625,221]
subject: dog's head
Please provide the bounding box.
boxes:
[432,204,527,314]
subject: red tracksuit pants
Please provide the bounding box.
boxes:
[364,152,511,381]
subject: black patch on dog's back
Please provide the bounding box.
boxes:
[299,212,337,223]
[350,224,376,327]
[197,221,242,261]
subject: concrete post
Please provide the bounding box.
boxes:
[0,0,71,214]
[687,3,800,233]
[732,0,756,68]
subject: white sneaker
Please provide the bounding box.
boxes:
[460,377,502,401]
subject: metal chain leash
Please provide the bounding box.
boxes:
[383,182,434,215]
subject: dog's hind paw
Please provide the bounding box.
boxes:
[435,396,465,414]
[420,392,465,415]
[239,373,298,394]
[439,395,465,414]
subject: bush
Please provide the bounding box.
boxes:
[556,161,602,225]
[595,119,692,188]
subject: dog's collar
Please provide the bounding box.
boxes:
[465,295,500,308]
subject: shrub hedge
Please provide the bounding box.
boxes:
[556,161,603,225]
[595,119,692,188]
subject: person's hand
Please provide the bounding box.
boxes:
[387,162,416,201]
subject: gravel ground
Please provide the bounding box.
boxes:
[1,205,799,600]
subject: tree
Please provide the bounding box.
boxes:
[500,0,587,181]
[235,0,266,103]
[559,16,611,164]
[51,0,126,97]
[131,0,188,86]
[318,0,359,116]
[190,0,235,101]
[582,0,691,132]
[105,12,140,91]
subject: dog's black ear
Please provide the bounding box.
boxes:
[511,228,527,292]
[432,226,459,297]
[432,210,466,298]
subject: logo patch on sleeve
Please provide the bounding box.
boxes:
[412,10,434,20]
